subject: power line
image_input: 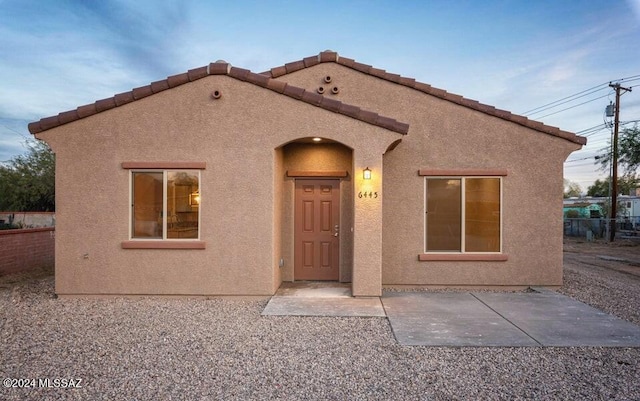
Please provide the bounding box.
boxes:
[565,156,596,163]
[524,86,610,117]
[535,93,611,119]
[522,74,640,116]
[522,83,609,116]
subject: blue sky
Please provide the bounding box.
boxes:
[1,0,639,190]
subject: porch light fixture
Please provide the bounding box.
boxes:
[363,167,372,180]
[189,190,200,206]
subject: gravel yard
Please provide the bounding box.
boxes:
[1,241,640,400]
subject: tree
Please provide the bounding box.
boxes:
[563,179,582,198]
[586,175,638,197]
[0,140,55,211]
[597,125,640,174]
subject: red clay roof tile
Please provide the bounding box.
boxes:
[188,66,208,81]
[132,85,153,100]
[246,71,270,87]
[167,73,189,87]
[283,85,305,99]
[319,97,342,113]
[399,77,416,87]
[414,82,432,93]
[28,121,42,134]
[336,57,355,67]
[303,56,320,68]
[58,110,79,125]
[40,116,60,131]
[394,122,410,135]
[208,62,229,75]
[95,97,116,113]
[114,91,134,107]
[266,79,287,94]
[339,103,361,119]
[301,90,323,106]
[376,115,398,131]
[319,51,338,62]
[228,67,250,81]
[270,66,287,78]
[76,103,98,118]
[358,109,378,125]
[285,60,306,74]
[384,73,402,84]
[150,80,169,93]
[368,67,387,79]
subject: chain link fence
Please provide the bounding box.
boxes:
[564,217,640,240]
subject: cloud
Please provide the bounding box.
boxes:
[627,0,640,22]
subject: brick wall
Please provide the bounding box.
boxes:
[0,227,55,275]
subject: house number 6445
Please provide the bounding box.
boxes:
[358,191,378,199]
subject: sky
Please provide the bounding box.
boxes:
[1,0,639,192]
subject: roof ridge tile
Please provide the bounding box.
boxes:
[95,97,116,113]
[246,71,270,87]
[283,85,305,99]
[208,62,230,75]
[114,91,134,107]
[228,67,250,81]
[58,110,79,125]
[319,51,338,62]
[266,79,287,93]
[167,72,189,87]
[187,66,208,81]
[285,60,306,74]
[132,85,153,100]
[150,80,169,93]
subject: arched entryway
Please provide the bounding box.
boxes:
[277,138,354,283]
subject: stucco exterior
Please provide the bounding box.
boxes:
[276,62,581,287]
[30,51,584,297]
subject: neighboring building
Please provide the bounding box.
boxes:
[28,51,585,297]
[564,196,640,220]
[563,202,603,218]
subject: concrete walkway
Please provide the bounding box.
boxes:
[262,283,640,347]
[261,282,386,317]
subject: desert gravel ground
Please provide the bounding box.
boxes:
[1,240,639,400]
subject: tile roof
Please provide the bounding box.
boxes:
[262,51,587,146]
[28,63,409,136]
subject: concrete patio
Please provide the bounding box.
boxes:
[262,282,640,347]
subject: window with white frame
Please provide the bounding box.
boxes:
[131,170,200,240]
[425,177,501,253]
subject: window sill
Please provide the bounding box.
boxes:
[419,253,508,261]
[121,241,206,249]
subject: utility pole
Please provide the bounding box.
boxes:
[609,83,632,242]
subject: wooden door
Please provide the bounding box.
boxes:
[294,179,340,281]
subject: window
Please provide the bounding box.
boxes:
[131,170,200,240]
[425,177,501,253]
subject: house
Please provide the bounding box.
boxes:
[28,51,585,297]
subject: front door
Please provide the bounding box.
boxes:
[294,179,340,281]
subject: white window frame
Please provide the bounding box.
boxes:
[129,169,201,241]
[424,176,503,254]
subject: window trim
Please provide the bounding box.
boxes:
[122,162,206,250]
[421,171,507,261]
